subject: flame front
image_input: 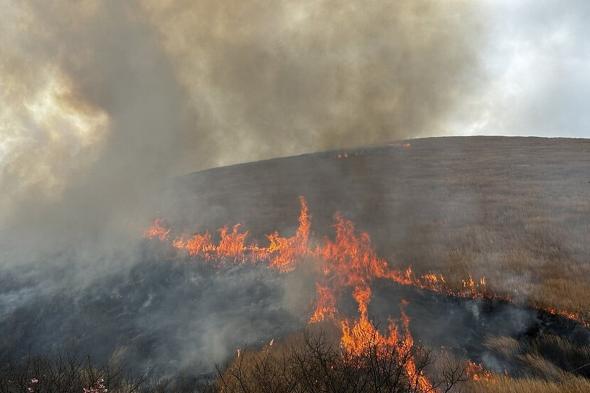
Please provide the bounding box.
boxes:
[159,196,310,269]
[145,196,507,320]
[340,290,434,392]
[144,196,587,391]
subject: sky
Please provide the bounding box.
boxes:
[451,0,590,138]
[0,0,589,237]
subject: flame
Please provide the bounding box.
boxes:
[340,292,434,392]
[217,225,249,260]
[144,197,588,325]
[465,361,495,383]
[309,283,337,323]
[149,196,310,268]
[144,218,170,241]
[144,199,491,306]
[266,196,310,272]
[144,195,588,386]
[545,307,584,324]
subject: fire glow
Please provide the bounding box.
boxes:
[144,197,493,302]
[144,196,584,389]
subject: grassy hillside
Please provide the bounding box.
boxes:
[166,136,590,320]
[2,136,589,392]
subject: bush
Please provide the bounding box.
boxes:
[215,329,466,393]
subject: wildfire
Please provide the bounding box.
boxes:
[340,292,434,392]
[145,196,587,327]
[465,361,496,383]
[266,196,310,272]
[144,218,170,241]
[546,307,583,323]
[144,196,587,389]
[144,197,493,308]
[309,283,337,323]
[156,196,310,269]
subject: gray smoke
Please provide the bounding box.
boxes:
[0,0,484,376]
[0,0,481,242]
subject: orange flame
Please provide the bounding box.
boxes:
[266,196,310,272]
[148,197,310,269]
[309,283,337,323]
[144,195,587,385]
[217,225,249,260]
[546,307,583,322]
[340,294,433,392]
[144,218,170,241]
[144,197,588,327]
[465,361,496,383]
[143,200,494,308]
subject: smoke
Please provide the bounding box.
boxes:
[0,0,483,376]
[143,0,482,164]
[1,2,195,254]
[0,0,481,243]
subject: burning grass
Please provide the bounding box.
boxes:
[5,137,585,392]
[164,137,590,323]
[145,195,587,328]
[145,187,590,391]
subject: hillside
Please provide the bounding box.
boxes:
[164,136,590,319]
[2,136,590,391]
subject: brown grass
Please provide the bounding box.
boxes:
[169,136,590,391]
[468,376,590,393]
[173,136,590,320]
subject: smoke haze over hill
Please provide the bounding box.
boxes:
[0,1,481,247]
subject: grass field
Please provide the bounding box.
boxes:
[168,136,590,320]
[161,136,590,391]
[3,136,588,392]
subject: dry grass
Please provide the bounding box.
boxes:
[165,136,590,391]
[0,354,215,392]
[468,376,590,393]
[472,334,590,392]
[482,334,590,375]
[171,136,590,319]
[483,336,520,359]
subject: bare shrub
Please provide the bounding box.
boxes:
[0,355,146,393]
[215,329,466,393]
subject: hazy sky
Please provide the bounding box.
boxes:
[450,0,590,138]
[0,0,589,233]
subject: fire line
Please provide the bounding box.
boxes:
[144,196,586,388]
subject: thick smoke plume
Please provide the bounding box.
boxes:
[1,1,480,240]
[0,0,482,376]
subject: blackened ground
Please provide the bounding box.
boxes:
[369,281,590,378]
[0,254,302,377]
[2,249,588,380]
